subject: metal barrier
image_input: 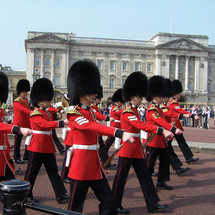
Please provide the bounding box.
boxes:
[0,179,85,215]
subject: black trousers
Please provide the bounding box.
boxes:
[174,133,194,161]
[104,137,115,153]
[14,134,28,160]
[0,159,15,181]
[68,172,117,215]
[112,156,159,209]
[146,147,170,183]
[166,140,183,170]
[24,151,67,199]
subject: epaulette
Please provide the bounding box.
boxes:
[169,99,178,105]
[147,104,158,112]
[30,109,43,117]
[122,106,135,115]
[112,107,119,112]
[14,97,22,103]
[160,104,168,112]
[67,106,83,116]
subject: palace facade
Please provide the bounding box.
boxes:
[25,31,215,103]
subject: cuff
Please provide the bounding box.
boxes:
[12,126,21,135]
[157,127,163,136]
[58,120,64,128]
[179,113,183,120]
[115,129,124,139]
[170,126,177,134]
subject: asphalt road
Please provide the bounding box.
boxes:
[1,119,215,215]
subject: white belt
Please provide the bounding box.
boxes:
[114,120,121,123]
[73,144,99,150]
[32,130,51,135]
[128,132,140,137]
[0,145,7,150]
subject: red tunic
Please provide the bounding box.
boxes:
[0,121,15,176]
[110,105,123,129]
[27,108,61,153]
[168,98,191,131]
[160,103,181,123]
[117,105,160,158]
[67,105,119,181]
[13,97,31,128]
[146,103,174,148]
[90,104,106,121]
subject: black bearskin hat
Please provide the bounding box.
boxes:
[164,78,173,97]
[122,71,148,102]
[0,72,8,103]
[67,60,101,105]
[172,79,183,95]
[96,86,103,99]
[16,79,30,95]
[30,78,54,107]
[112,88,123,102]
[146,75,165,102]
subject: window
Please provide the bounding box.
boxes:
[110,61,115,70]
[55,59,60,67]
[45,58,50,67]
[208,83,211,93]
[35,58,40,66]
[169,64,173,74]
[188,65,192,74]
[188,82,192,91]
[122,78,126,87]
[97,60,102,69]
[45,71,50,80]
[179,65,183,73]
[147,63,152,72]
[109,78,114,88]
[135,62,140,71]
[122,62,127,71]
[208,66,211,76]
[54,76,60,86]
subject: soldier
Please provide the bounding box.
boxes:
[0,72,32,181]
[104,88,124,153]
[66,60,134,215]
[160,79,190,175]
[24,78,69,203]
[112,72,172,214]
[168,80,199,164]
[145,76,182,191]
[13,79,31,163]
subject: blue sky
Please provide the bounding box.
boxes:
[1,0,214,70]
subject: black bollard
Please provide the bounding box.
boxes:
[0,179,31,215]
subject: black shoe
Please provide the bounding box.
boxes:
[64,178,71,184]
[152,172,158,177]
[117,207,129,214]
[15,167,21,173]
[56,194,70,204]
[26,197,39,203]
[148,204,168,213]
[176,167,190,176]
[15,159,24,164]
[105,163,116,169]
[186,157,199,164]
[157,182,173,190]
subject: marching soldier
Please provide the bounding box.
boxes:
[145,76,182,191]
[168,80,199,164]
[24,78,69,203]
[0,72,32,181]
[13,79,31,163]
[104,88,124,153]
[66,60,134,215]
[112,72,172,214]
[160,78,190,175]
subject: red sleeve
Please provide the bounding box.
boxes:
[0,122,13,133]
[169,102,191,115]
[147,109,174,131]
[94,111,106,121]
[30,115,60,129]
[13,101,31,115]
[68,114,117,137]
[48,107,59,113]
[121,112,159,134]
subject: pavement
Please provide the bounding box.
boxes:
[1,119,215,215]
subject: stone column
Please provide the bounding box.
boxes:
[27,48,35,84]
[184,56,189,90]
[194,57,200,91]
[155,55,161,75]
[50,49,55,84]
[175,55,179,79]
[163,55,170,78]
[203,57,208,92]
